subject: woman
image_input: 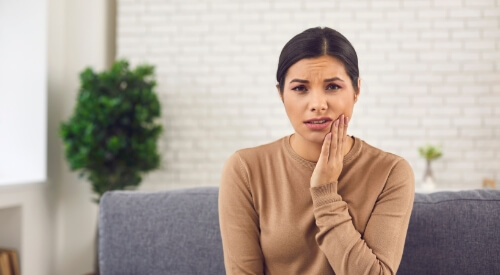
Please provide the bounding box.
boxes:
[219,27,414,275]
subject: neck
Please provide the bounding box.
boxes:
[290,134,354,162]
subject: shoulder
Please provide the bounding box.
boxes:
[358,138,414,190]
[232,137,286,165]
[223,137,285,171]
[355,138,414,182]
[360,139,400,161]
[221,137,287,190]
[358,139,410,169]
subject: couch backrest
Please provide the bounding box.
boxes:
[99,187,224,275]
[399,189,500,275]
[99,188,500,275]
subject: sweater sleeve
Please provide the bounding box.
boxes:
[218,152,264,275]
[310,159,415,275]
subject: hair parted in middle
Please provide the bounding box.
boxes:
[276,27,360,94]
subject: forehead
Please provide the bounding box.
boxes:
[286,55,348,79]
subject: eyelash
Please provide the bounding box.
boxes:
[292,85,307,92]
[327,84,341,90]
[291,84,341,92]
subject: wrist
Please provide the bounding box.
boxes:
[310,180,337,190]
[310,182,341,207]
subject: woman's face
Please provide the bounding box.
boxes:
[279,55,360,146]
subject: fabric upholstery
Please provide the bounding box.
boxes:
[399,189,500,275]
[99,187,224,275]
[99,188,500,275]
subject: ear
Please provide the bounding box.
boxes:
[276,84,284,103]
[354,77,361,103]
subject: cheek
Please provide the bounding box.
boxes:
[283,100,297,118]
[283,97,304,123]
[345,101,356,117]
[282,93,296,111]
[330,96,355,114]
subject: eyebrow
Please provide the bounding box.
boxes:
[289,77,344,84]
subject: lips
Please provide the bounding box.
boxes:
[308,120,328,124]
[304,117,332,124]
[304,117,332,130]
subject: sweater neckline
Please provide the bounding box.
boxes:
[283,134,362,170]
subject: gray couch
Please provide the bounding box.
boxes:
[99,187,500,274]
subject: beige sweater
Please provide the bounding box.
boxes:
[219,135,415,275]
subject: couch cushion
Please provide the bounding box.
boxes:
[100,187,500,275]
[399,189,500,275]
[99,187,224,275]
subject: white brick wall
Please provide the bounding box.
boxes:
[117,0,500,190]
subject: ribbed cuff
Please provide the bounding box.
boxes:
[310,182,342,208]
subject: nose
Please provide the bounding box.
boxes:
[309,90,327,112]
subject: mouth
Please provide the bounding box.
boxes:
[304,117,332,130]
[304,117,332,124]
[306,120,328,124]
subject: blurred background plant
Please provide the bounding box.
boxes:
[60,59,163,203]
[418,144,443,187]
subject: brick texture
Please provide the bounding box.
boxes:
[117,0,500,190]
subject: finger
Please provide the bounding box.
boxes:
[336,115,345,159]
[319,133,332,164]
[343,116,349,139]
[330,118,339,161]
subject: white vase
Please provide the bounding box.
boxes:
[422,160,436,190]
[422,175,436,190]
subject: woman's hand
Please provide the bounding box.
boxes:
[310,114,349,188]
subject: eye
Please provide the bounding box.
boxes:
[326,83,341,90]
[291,85,308,93]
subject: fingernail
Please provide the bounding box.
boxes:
[345,116,349,125]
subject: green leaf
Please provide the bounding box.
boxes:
[59,59,163,203]
[418,144,443,161]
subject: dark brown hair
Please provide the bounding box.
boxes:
[276,27,360,93]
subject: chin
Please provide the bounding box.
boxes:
[297,130,329,145]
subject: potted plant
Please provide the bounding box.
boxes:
[60,60,162,274]
[418,144,443,189]
[60,59,162,203]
